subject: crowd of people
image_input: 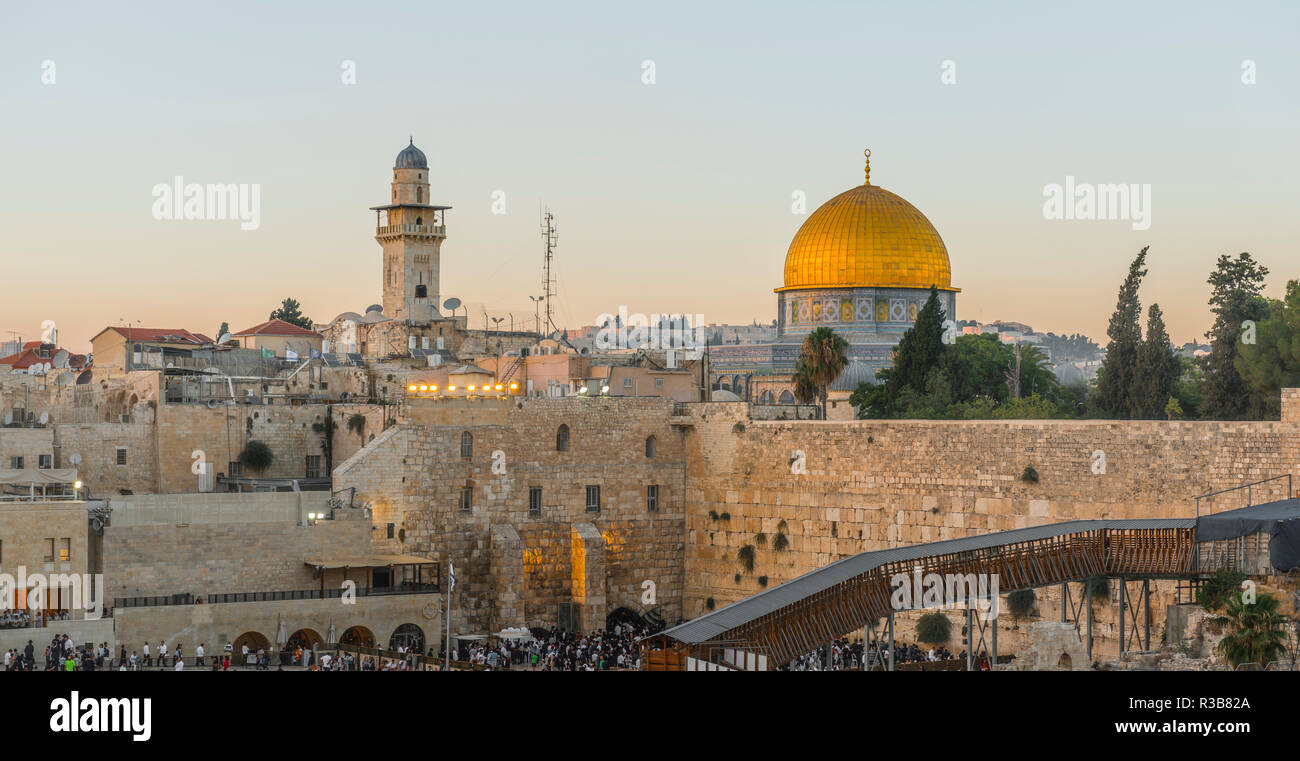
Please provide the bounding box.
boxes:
[0,609,76,630]
[785,637,963,670]
[3,634,117,671]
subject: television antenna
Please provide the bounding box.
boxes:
[541,209,558,337]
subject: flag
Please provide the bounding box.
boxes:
[285,349,298,362]
[448,561,455,592]
[260,347,273,359]
[309,348,321,359]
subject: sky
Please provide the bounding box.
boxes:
[2,0,1297,353]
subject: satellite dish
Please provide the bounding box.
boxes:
[69,453,82,465]
[443,297,462,311]
[54,372,74,387]
[218,333,233,345]
[38,411,49,425]
[52,349,69,369]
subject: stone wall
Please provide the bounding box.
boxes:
[101,492,371,601]
[680,402,1300,658]
[335,396,686,634]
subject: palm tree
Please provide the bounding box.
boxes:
[794,327,848,419]
[1216,593,1289,668]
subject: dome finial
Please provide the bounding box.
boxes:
[863,148,872,185]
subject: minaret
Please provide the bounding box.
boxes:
[370,138,451,322]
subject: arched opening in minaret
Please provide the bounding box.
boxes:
[417,187,424,203]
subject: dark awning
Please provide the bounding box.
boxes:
[1196,498,1300,571]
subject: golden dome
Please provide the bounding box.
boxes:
[778,152,956,293]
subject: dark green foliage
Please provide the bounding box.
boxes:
[347,413,366,437]
[755,532,768,548]
[1007,589,1036,620]
[1132,304,1182,419]
[1236,279,1300,419]
[1019,465,1039,483]
[1201,253,1270,419]
[269,297,313,330]
[794,327,849,418]
[915,612,952,645]
[737,545,756,573]
[757,576,768,588]
[773,533,789,552]
[1198,568,1247,612]
[1216,593,1289,668]
[1093,248,1148,418]
[238,440,273,473]
[1082,577,1110,603]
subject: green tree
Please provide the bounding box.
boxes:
[1200,252,1269,419]
[1236,280,1300,418]
[216,321,230,342]
[891,287,948,394]
[1132,304,1181,418]
[269,298,314,330]
[1093,248,1148,418]
[794,327,848,419]
[1216,593,1290,669]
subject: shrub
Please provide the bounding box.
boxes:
[1007,589,1036,620]
[1019,465,1040,483]
[916,612,952,645]
[757,576,768,588]
[347,413,366,437]
[1198,568,1248,612]
[238,440,273,473]
[773,533,790,552]
[737,545,756,573]
[755,532,768,547]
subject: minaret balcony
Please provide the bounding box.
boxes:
[375,223,446,240]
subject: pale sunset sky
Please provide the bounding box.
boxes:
[2,0,1297,353]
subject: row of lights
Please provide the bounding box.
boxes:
[407,382,519,395]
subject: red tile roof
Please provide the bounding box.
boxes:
[233,319,322,338]
[94,327,214,345]
[0,345,88,370]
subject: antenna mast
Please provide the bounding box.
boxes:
[541,209,558,336]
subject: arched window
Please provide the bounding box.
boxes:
[645,435,657,458]
[556,424,570,452]
[417,186,424,203]
[460,431,472,458]
[759,390,775,404]
[415,284,427,298]
[778,390,795,404]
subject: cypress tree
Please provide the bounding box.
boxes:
[890,286,948,394]
[1133,304,1180,418]
[1094,248,1148,418]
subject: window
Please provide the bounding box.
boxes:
[305,455,322,479]
[460,432,473,459]
[645,435,657,458]
[529,487,542,517]
[38,454,52,469]
[59,538,71,563]
[116,447,127,466]
[654,378,664,389]
[647,485,659,512]
[43,538,55,563]
[9,456,22,469]
[415,284,427,298]
[386,523,395,539]
[556,424,570,452]
[460,485,473,512]
[623,377,633,388]
[228,461,243,477]
[585,485,601,513]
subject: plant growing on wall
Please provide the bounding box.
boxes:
[755,532,768,548]
[347,413,366,439]
[1198,568,1247,612]
[312,410,336,474]
[1082,577,1110,605]
[1019,465,1039,483]
[773,532,790,552]
[238,440,273,473]
[1007,589,1036,620]
[757,576,768,588]
[737,545,756,573]
[915,612,952,645]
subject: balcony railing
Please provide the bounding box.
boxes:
[376,224,446,237]
[114,582,439,609]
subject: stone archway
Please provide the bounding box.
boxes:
[1058,653,1072,669]
[232,631,270,665]
[388,623,425,654]
[340,625,376,648]
[288,628,323,650]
